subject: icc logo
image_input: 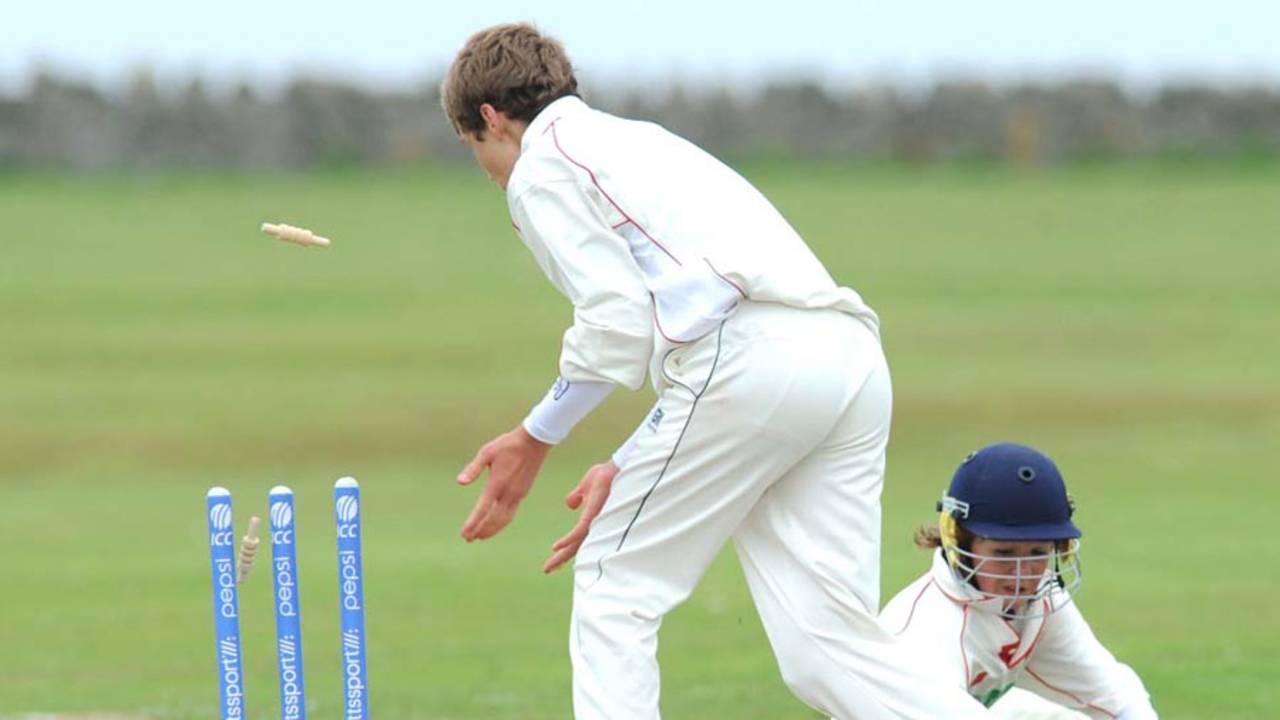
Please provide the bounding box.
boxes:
[336,496,359,523]
[271,501,293,529]
[336,495,360,539]
[210,503,233,530]
[271,501,295,544]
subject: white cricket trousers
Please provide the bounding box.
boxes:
[570,301,992,719]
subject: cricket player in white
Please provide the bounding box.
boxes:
[444,24,992,719]
[880,443,1158,720]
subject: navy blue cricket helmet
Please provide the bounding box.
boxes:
[941,442,1080,541]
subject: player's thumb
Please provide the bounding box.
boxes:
[457,448,490,486]
[565,484,585,509]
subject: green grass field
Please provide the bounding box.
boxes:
[2,163,1277,719]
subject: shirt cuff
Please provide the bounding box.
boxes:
[522,377,614,445]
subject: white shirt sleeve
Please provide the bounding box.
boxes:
[510,180,654,391]
[522,377,614,445]
[1017,602,1157,719]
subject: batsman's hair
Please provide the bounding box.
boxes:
[915,524,971,551]
[442,23,579,137]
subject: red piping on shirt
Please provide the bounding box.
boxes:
[935,582,970,605]
[998,599,1050,670]
[549,121,683,266]
[1025,668,1119,719]
[894,579,935,636]
[703,257,748,298]
[650,299,691,345]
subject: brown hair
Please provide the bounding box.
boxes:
[441,23,579,136]
[914,524,973,551]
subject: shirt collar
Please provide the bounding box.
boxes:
[522,95,590,153]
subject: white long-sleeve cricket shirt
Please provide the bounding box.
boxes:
[510,96,879,446]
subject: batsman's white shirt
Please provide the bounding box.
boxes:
[880,551,1158,720]
[507,96,994,719]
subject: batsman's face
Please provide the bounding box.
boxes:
[968,538,1053,601]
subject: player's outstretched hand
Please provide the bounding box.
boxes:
[543,460,618,573]
[458,426,552,542]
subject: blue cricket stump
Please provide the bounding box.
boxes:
[269,486,307,720]
[335,476,369,719]
[207,487,247,719]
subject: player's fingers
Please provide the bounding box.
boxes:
[542,547,571,573]
[551,518,590,552]
[543,539,584,573]
[460,493,495,540]
[472,502,516,540]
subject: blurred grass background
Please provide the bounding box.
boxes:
[1,163,1277,718]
